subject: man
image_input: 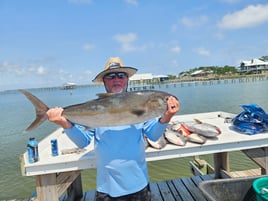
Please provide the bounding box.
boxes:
[47,57,179,201]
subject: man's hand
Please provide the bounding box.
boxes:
[160,96,179,124]
[46,107,72,128]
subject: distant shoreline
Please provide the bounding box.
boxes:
[1,74,268,94]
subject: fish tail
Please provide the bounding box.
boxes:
[20,89,50,132]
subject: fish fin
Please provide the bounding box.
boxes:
[179,124,191,136]
[20,89,49,132]
[131,109,146,116]
[96,93,115,98]
[194,118,203,124]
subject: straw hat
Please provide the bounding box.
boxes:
[92,57,137,83]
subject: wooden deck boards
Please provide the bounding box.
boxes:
[226,168,261,178]
[7,171,260,201]
[59,174,215,201]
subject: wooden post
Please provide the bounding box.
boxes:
[213,152,229,179]
[243,147,268,175]
[35,171,83,201]
[66,173,83,201]
[262,147,268,174]
[36,173,59,201]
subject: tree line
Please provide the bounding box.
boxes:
[175,55,268,78]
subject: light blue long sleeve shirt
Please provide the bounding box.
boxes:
[64,117,168,197]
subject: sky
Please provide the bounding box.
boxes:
[1,0,268,91]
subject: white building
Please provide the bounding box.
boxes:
[240,59,268,74]
[129,73,169,84]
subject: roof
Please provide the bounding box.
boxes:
[129,73,153,81]
[241,59,268,66]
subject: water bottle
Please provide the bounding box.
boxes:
[27,137,39,163]
[50,139,58,156]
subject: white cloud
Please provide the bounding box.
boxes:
[114,33,137,44]
[218,4,268,29]
[113,32,146,52]
[171,15,208,32]
[180,15,208,28]
[36,66,46,75]
[221,0,241,3]
[124,0,138,6]
[83,43,95,51]
[194,47,211,56]
[67,0,92,4]
[170,46,181,54]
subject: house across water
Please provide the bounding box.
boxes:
[240,59,268,74]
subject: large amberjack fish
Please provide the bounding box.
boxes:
[20,89,177,132]
[182,119,221,138]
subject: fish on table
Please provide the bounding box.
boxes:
[169,119,220,144]
[20,89,177,132]
[187,133,207,144]
[172,123,206,144]
[146,135,167,149]
[164,125,187,146]
[181,119,221,138]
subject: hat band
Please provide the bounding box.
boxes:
[109,62,121,68]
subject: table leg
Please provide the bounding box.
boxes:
[36,173,59,201]
[35,171,83,201]
[214,152,229,179]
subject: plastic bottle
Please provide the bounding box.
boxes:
[50,139,58,156]
[27,137,39,163]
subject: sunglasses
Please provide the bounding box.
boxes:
[104,72,128,80]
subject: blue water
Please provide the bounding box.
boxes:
[0,78,268,200]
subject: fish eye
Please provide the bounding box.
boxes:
[165,96,169,101]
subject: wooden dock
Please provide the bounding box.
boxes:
[3,174,214,201]
[58,174,215,201]
[59,169,260,201]
[6,171,261,201]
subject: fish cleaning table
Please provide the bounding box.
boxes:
[20,111,268,201]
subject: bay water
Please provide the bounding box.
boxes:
[0,78,268,200]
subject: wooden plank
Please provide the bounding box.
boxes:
[150,182,163,201]
[213,152,229,178]
[56,171,81,196]
[181,177,207,201]
[191,175,204,185]
[35,173,59,201]
[166,180,183,201]
[66,173,83,201]
[251,147,268,174]
[265,147,268,174]
[171,179,195,201]
[243,148,267,169]
[250,168,261,175]
[200,174,214,181]
[157,181,176,201]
